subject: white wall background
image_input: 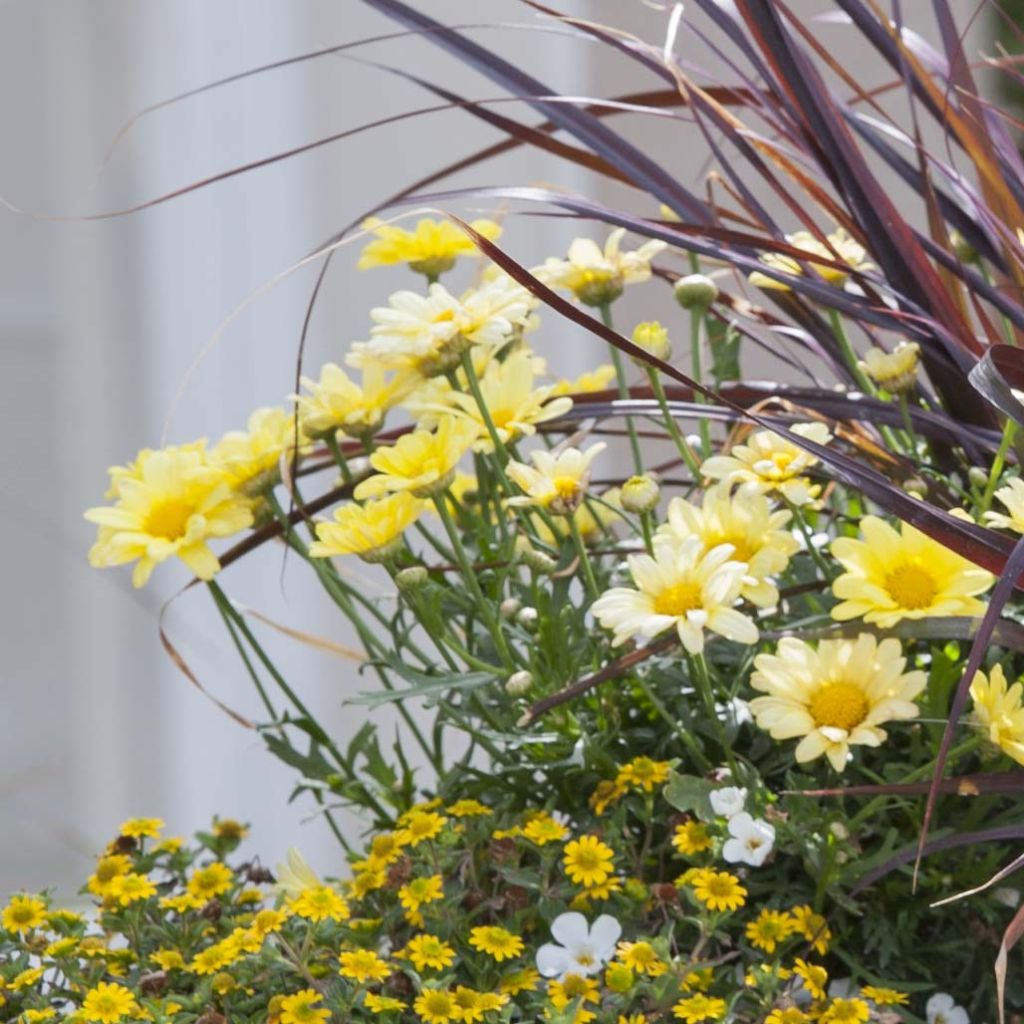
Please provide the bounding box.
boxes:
[0,1,991,896]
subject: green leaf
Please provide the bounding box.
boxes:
[706,316,742,384]
[663,771,715,821]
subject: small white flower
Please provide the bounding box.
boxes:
[709,786,747,819]
[926,993,969,1024]
[721,811,775,867]
[535,911,621,979]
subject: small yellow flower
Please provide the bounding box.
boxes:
[398,874,444,919]
[984,477,1024,533]
[451,986,486,1023]
[672,821,712,856]
[22,1010,56,1023]
[605,963,635,993]
[616,941,666,976]
[110,873,157,906]
[689,868,747,912]
[358,216,501,275]
[398,810,448,847]
[150,949,187,971]
[414,988,458,1024]
[44,936,79,958]
[792,958,828,999]
[11,967,44,990]
[683,967,714,992]
[364,993,406,1014]
[280,989,330,1024]
[547,974,600,1010]
[211,406,309,494]
[790,905,832,955]
[355,417,479,500]
[563,835,615,888]
[160,892,205,913]
[631,320,671,362]
[861,986,908,1006]
[818,998,870,1024]
[589,780,625,816]
[289,885,350,923]
[507,443,605,515]
[748,227,872,291]
[701,423,830,506]
[211,817,248,841]
[367,830,407,866]
[536,228,666,306]
[118,817,164,839]
[85,444,254,587]
[400,933,456,972]
[187,862,234,900]
[860,342,920,394]
[970,664,1024,765]
[765,1010,810,1024]
[830,516,993,627]
[251,908,288,936]
[469,925,524,962]
[549,365,617,397]
[339,948,391,983]
[672,994,728,1023]
[310,491,426,562]
[523,813,569,845]
[190,944,234,976]
[2,895,47,934]
[87,854,132,897]
[446,799,491,818]
[81,983,139,1024]
[750,635,926,771]
[499,968,541,995]
[615,756,671,793]
[155,836,185,854]
[295,362,415,440]
[745,908,795,953]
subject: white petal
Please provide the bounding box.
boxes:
[550,911,590,949]
[588,914,623,959]
[535,944,573,978]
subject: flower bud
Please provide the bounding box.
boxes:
[620,474,661,514]
[517,607,539,630]
[631,320,671,362]
[902,477,928,498]
[395,565,429,591]
[499,597,522,619]
[949,230,979,264]
[514,536,557,575]
[505,670,533,696]
[674,273,718,310]
[968,466,990,491]
[860,341,920,394]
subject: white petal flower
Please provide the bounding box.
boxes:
[709,786,747,819]
[721,811,775,867]
[926,993,969,1024]
[535,911,622,979]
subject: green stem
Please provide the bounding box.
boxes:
[980,418,1017,514]
[636,676,711,772]
[690,653,737,776]
[647,368,702,479]
[324,432,353,486]
[687,253,713,458]
[598,302,644,474]
[459,351,511,473]
[567,513,600,599]
[784,497,835,583]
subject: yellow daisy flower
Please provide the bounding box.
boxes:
[701,423,831,506]
[535,228,666,306]
[563,835,615,888]
[745,908,795,953]
[358,216,501,275]
[765,1010,810,1024]
[2,895,47,935]
[792,957,828,999]
[310,491,425,562]
[398,874,444,917]
[499,968,541,995]
[819,998,870,1024]
[861,986,908,1006]
[81,983,139,1023]
[591,535,758,656]
[615,756,672,793]
[294,362,415,440]
[364,993,406,1014]
[86,854,132,897]
[150,949,187,971]
[190,944,234,976]
[446,799,491,818]
[400,933,456,972]
[354,417,478,500]
[414,988,458,1024]
[289,885,350,922]
[984,477,1024,533]
[160,892,205,913]
[860,342,920,394]
[549,364,617,397]
[605,963,635,993]
[451,986,487,1023]
[659,483,800,607]
[469,925,525,962]
[748,227,872,291]
[339,949,391,983]
[616,941,665,976]
[830,516,993,627]
[85,444,254,587]
[118,817,164,839]
[109,873,157,906]
[970,664,1024,765]
[210,406,308,494]
[750,634,925,771]
[187,862,234,900]
[790,905,832,954]
[672,994,728,1023]
[523,814,570,845]
[589,780,625,815]
[672,821,712,856]
[398,810,448,847]
[279,989,330,1024]
[506,443,605,515]
[689,868,746,912]
[547,974,600,1009]
[366,831,406,867]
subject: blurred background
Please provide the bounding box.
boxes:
[0,1,998,896]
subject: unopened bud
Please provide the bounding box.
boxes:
[949,230,979,264]
[903,477,928,498]
[394,565,429,591]
[830,821,849,841]
[505,670,533,696]
[620,474,661,515]
[499,597,522,619]
[515,535,557,575]
[674,273,718,310]
[968,466,989,491]
[631,320,671,362]
[517,607,539,630]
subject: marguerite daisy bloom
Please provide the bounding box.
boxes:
[701,423,831,506]
[830,516,993,627]
[969,664,1024,765]
[748,227,873,291]
[549,364,617,397]
[859,341,920,394]
[309,492,425,562]
[357,215,501,275]
[749,634,926,771]
[354,416,479,500]
[458,272,538,349]
[658,483,800,607]
[434,348,572,451]
[293,362,415,439]
[535,911,622,978]
[210,406,309,495]
[591,535,758,655]
[507,443,606,515]
[983,476,1024,533]
[85,444,254,587]
[536,228,667,306]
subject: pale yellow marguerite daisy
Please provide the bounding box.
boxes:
[458,272,538,348]
[658,483,799,607]
[528,488,622,545]
[983,477,1024,533]
[548,364,617,397]
[701,422,831,506]
[591,535,758,655]
[859,341,920,394]
[535,228,667,306]
[750,635,925,770]
[748,227,873,290]
[830,516,993,627]
[969,664,1024,765]
[354,416,479,500]
[438,349,573,452]
[507,443,606,515]
[85,445,254,587]
[293,362,416,439]
[309,492,425,562]
[357,216,501,275]
[210,406,309,494]
[274,848,322,900]
[102,440,206,500]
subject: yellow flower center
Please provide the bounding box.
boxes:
[808,681,869,731]
[423,993,452,1014]
[432,309,456,323]
[144,498,194,541]
[653,582,703,617]
[563,975,590,997]
[9,905,33,924]
[883,562,939,609]
[572,849,604,872]
[769,451,795,477]
[552,476,580,500]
